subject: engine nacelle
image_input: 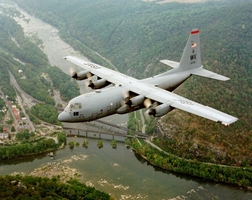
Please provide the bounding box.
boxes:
[125,95,145,107]
[72,70,91,80]
[117,104,130,114]
[88,78,110,89]
[147,104,174,117]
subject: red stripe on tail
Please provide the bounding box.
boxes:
[191,29,200,34]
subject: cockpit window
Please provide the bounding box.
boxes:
[73,102,82,109]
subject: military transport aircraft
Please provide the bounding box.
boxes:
[58,29,237,125]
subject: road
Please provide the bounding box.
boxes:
[9,71,36,132]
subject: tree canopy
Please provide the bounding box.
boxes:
[0,175,110,199]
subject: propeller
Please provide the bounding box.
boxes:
[69,65,78,78]
[70,67,94,89]
[120,90,130,106]
[85,72,92,82]
[143,98,152,108]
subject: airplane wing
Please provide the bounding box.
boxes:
[144,87,237,125]
[64,56,237,125]
[64,56,140,84]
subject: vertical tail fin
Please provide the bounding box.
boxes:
[178,29,202,70]
[160,29,230,81]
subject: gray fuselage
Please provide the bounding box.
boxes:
[58,69,191,122]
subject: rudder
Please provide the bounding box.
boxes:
[178,29,202,70]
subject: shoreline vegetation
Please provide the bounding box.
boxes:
[1,133,252,189]
[0,174,112,199]
[0,132,66,160]
[126,112,252,189]
[126,138,252,190]
[11,131,251,198]
[0,134,113,199]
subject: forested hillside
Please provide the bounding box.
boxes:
[0,14,79,103]
[12,0,252,166]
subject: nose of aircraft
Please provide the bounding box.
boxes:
[58,111,71,122]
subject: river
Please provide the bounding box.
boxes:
[1,137,251,200]
[0,1,252,199]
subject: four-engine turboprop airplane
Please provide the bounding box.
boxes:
[58,29,238,125]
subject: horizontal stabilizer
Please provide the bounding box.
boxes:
[160,60,179,68]
[191,68,230,81]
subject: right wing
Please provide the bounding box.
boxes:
[144,86,238,125]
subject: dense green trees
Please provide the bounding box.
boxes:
[68,140,75,149]
[46,67,80,101]
[0,97,5,109]
[0,15,54,104]
[0,175,111,199]
[0,132,66,160]
[30,103,61,125]
[58,131,66,144]
[0,54,17,102]
[0,14,80,106]
[0,98,5,120]
[16,130,35,141]
[130,138,252,187]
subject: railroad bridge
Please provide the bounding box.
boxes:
[63,119,149,140]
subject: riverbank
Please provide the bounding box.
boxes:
[129,138,252,189]
[1,136,251,199]
[29,157,85,183]
[0,132,66,160]
[0,174,111,199]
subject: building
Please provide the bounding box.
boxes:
[0,133,9,139]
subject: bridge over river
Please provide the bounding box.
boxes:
[63,119,149,140]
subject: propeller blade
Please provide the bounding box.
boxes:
[120,90,130,106]
[143,98,152,108]
[70,65,78,78]
[87,72,92,80]
[123,90,130,98]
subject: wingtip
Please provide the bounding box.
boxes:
[221,117,238,126]
[218,76,230,81]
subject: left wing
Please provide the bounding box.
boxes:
[64,56,140,85]
[64,56,238,125]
